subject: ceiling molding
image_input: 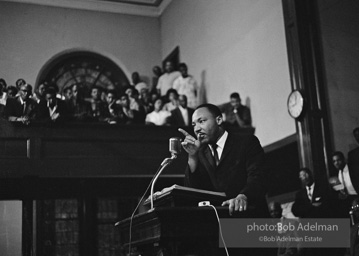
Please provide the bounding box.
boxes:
[0,0,172,17]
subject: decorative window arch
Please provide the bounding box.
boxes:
[37,51,130,98]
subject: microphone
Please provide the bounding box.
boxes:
[169,137,181,156]
[150,137,181,210]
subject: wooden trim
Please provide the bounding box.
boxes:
[263,134,297,153]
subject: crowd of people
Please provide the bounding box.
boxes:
[0,61,253,129]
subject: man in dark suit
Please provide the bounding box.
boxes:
[179,103,268,217]
[292,168,343,256]
[168,94,194,127]
[292,168,335,218]
[4,83,37,124]
[348,127,359,192]
[36,86,69,123]
[178,103,268,256]
[332,151,358,218]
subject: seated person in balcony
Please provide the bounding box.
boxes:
[139,88,154,114]
[123,86,146,122]
[88,86,108,122]
[62,86,72,110]
[4,83,37,124]
[36,86,69,123]
[0,78,7,116]
[15,78,26,92]
[6,85,18,99]
[0,78,8,105]
[167,94,194,127]
[117,93,142,125]
[104,89,121,124]
[163,88,179,112]
[218,92,252,128]
[32,82,48,103]
[145,98,171,126]
[67,84,91,122]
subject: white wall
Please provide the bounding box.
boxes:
[0,1,162,87]
[318,0,359,155]
[160,0,296,146]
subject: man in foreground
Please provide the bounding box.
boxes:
[179,103,268,216]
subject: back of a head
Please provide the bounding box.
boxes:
[230,92,240,99]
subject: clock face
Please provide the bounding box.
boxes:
[287,90,304,118]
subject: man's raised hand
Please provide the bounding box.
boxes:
[178,128,201,156]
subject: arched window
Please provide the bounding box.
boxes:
[37,51,129,98]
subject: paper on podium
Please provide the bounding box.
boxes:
[144,184,226,207]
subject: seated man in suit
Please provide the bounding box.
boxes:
[332,151,358,218]
[292,168,336,218]
[36,86,69,123]
[4,83,37,124]
[292,168,343,256]
[168,94,194,127]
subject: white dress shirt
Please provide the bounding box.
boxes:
[306,183,315,201]
[338,164,357,195]
[209,131,228,160]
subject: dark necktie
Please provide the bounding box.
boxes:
[211,144,219,166]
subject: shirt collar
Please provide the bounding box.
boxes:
[213,130,228,150]
[179,105,187,111]
[306,183,315,191]
[19,97,25,105]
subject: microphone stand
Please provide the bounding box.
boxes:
[150,153,177,210]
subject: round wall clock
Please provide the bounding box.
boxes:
[287,90,305,119]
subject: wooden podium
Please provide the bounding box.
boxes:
[116,186,251,256]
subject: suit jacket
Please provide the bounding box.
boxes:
[4,97,37,120]
[291,181,337,218]
[185,133,268,217]
[36,99,69,123]
[169,107,194,126]
[348,147,359,194]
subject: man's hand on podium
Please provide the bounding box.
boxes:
[221,194,247,216]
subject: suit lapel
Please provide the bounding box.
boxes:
[218,133,235,167]
[178,109,186,126]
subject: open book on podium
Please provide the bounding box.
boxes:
[143,184,226,208]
